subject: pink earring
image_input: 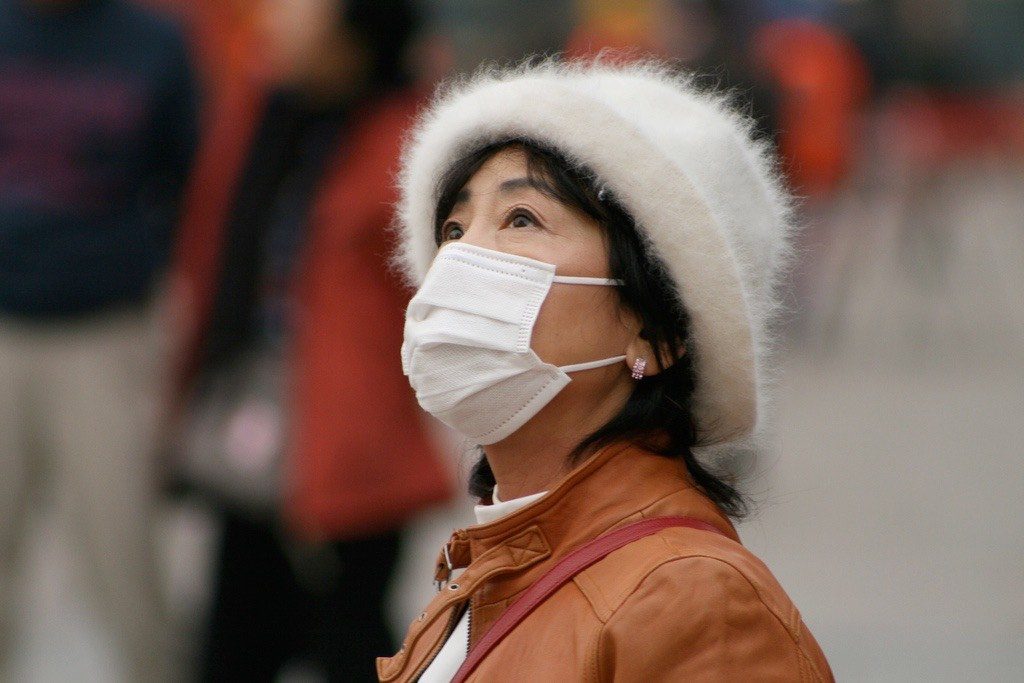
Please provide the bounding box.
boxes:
[631,357,646,380]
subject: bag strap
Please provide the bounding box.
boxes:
[451,516,726,683]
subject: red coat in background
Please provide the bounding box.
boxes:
[171,67,453,542]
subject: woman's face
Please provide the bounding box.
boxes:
[436,147,638,375]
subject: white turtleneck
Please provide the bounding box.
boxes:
[417,487,547,682]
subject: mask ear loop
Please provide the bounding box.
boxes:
[551,276,624,286]
[559,355,627,373]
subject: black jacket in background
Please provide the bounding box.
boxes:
[0,0,198,317]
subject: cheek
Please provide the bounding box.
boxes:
[530,286,627,365]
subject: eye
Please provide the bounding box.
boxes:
[507,209,537,229]
[441,222,465,241]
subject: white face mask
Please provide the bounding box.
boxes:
[402,242,626,445]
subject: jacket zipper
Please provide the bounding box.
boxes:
[410,601,468,682]
[465,598,472,657]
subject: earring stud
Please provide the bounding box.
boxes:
[631,357,646,380]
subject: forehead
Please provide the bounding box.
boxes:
[454,147,536,204]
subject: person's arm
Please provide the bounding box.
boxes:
[595,556,832,682]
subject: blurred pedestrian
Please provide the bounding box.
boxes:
[169,1,451,680]
[0,0,197,680]
[383,59,833,681]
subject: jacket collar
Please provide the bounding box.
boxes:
[436,442,739,587]
[380,442,742,681]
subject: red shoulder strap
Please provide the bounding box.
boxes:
[451,516,726,683]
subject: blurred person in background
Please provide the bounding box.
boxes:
[565,2,773,159]
[0,0,196,680]
[797,0,1024,348]
[169,0,452,680]
[566,0,869,199]
[430,0,574,74]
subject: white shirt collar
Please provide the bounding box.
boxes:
[473,485,547,525]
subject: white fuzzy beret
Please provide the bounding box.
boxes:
[394,58,794,446]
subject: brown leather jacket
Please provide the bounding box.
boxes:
[378,443,834,681]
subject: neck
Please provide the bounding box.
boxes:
[482,366,633,500]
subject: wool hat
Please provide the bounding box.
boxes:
[394,59,794,446]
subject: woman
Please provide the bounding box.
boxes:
[379,60,834,681]
[171,1,451,679]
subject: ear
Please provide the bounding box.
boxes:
[624,332,685,378]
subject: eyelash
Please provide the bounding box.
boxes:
[439,222,462,242]
[504,207,538,228]
[440,207,539,241]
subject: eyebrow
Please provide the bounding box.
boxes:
[452,176,548,207]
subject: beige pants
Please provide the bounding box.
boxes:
[0,305,171,682]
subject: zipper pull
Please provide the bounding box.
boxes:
[434,544,453,590]
[434,529,470,590]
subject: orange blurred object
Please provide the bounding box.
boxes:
[753,19,871,197]
[565,7,663,59]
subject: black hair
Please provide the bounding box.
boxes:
[340,0,419,89]
[433,139,748,518]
